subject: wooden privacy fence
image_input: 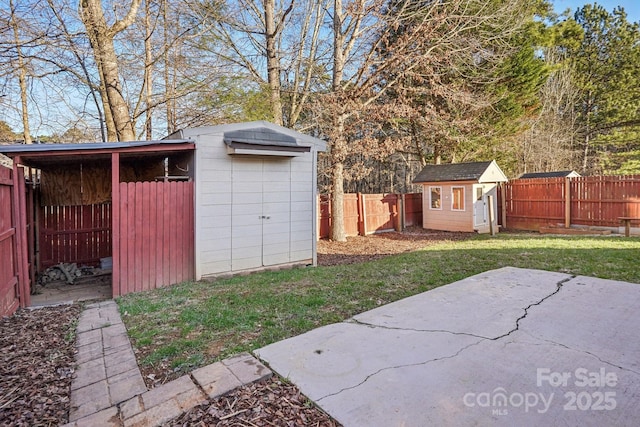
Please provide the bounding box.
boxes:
[113,181,194,296]
[0,165,29,316]
[0,167,20,316]
[39,203,111,269]
[318,192,422,239]
[501,175,640,230]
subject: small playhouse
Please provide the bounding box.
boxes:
[0,121,325,310]
[413,160,508,233]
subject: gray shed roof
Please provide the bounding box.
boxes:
[173,121,327,152]
[413,161,508,183]
[223,127,310,153]
[519,170,580,179]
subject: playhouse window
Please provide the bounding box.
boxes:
[452,187,465,211]
[430,187,442,209]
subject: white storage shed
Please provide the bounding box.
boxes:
[172,121,327,280]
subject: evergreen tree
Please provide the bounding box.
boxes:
[567,4,640,173]
[376,0,550,171]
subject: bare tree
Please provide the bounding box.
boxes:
[8,0,33,143]
[314,0,530,241]
[519,50,580,174]
[79,0,142,141]
[207,0,328,126]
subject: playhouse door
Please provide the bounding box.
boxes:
[474,185,488,227]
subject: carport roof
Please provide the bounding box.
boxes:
[0,139,194,168]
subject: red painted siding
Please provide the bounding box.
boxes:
[114,181,194,296]
[0,166,19,317]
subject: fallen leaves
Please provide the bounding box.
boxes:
[0,305,80,426]
[165,377,340,426]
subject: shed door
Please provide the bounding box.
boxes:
[231,157,291,270]
[474,185,488,226]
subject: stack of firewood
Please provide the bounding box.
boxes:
[38,263,84,285]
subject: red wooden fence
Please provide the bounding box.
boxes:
[318,192,421,238]
[571,175,640,226]
[114,181,194,296]
[501,175,640,230]
[39,203,111,269]
[0,166,20,316]
[403,193,423,227]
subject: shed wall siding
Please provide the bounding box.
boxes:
[421,183,475,232]
[193,130,315,279]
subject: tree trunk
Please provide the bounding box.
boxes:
[101,40,136,141]
[79,0,140,142]
[163,0,176,135]
[95,59,118,141]
[10,0,32,144]
[144,0,153,139]
[328,0,348,241]
[265,0,283,125]
[330,113,347,241]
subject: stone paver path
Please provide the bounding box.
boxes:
[64,301,272,427]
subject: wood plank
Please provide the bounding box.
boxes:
[187,182,194,280]
[140,182,150,291]
[16,164,30,307]
[119,183,129,295]
[169,182,178,285]
[135,182,144,292]
[175,182,184,283]
[162,181,170,286]
[155,183,164,287]
[147,183,157,288]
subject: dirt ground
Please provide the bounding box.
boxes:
[317,226,472,266]
[0,228,472,425]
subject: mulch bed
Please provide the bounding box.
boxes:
[165,376,339,427]
[317,227,472,266]
[0,304,81,426]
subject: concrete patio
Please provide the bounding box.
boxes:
[255,267,640,426]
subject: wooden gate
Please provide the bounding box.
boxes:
[0,166,29,316]
[113,181,194,296]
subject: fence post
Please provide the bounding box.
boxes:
[564,177,571,228]
[357,192,366,236]
[488,195,495,236]
[111,152,120,297]
[500,183,507,229]
[400,193,406,231]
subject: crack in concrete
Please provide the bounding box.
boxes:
[316,338,486,402]
[319,276,575,401]
[347,319,492,340]
[519,330,640,377]
[489,276,573,341]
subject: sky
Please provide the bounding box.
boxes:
[553,0,640,23]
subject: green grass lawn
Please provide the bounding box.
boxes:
[117,233,640,378]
